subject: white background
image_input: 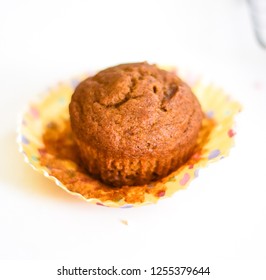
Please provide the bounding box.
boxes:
[0,0,266,279]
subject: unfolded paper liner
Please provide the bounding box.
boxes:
[17,69,241,208]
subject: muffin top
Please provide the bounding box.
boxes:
[69,62,203,158]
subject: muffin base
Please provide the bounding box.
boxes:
[74,136,198,187]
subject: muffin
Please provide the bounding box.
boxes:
[69,62,203,187]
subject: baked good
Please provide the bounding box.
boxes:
[69,62,203,187]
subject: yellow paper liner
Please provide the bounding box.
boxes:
[17,69,241,208]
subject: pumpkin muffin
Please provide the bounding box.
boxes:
[69,62,203,187]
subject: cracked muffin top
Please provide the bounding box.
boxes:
[69,62,203,158]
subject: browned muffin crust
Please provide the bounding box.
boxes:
[69,62,203,186]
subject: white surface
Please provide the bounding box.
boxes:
[0,0,266,276]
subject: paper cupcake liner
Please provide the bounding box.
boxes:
[17,69,241,208]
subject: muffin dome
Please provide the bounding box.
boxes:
[69,62,203,186]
